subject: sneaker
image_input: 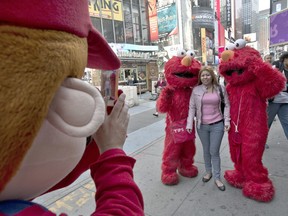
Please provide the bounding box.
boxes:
[153,113,159,117]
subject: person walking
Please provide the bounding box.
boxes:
[153,73,167,117]
[264,54,273,64]
[186,66,230,191]
[267,52,288,144]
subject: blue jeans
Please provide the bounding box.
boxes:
[197,121,224,180]
[268,102,288,139]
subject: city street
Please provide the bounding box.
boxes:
[34,92,288,216]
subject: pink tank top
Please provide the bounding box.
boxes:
[201,92,223,124]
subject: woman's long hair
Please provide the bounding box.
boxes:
[197,66,219,86]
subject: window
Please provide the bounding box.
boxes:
[123,0,134,43]
[91,17,102,33]
[132,1,141,44]
[114,21,125,43]
[103,19,114,43]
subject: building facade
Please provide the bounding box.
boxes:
[87,0,159,93]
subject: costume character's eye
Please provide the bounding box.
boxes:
[234,39,246,49]
[186,50,195,58]
[225,43,235,51]
[177,49,186,57]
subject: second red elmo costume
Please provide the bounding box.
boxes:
[219,39,286,202]
[157,50,201,185]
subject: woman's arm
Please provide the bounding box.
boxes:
[186,89,196,131]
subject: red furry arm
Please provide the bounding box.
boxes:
[156,86,174,113]
[254,63,286,99]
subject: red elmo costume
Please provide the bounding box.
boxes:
[219,39,286,202]
[157,50,201,185]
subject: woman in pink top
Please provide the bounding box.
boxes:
[186,67,230,191]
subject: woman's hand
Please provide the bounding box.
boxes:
[92,94,129,154]
[186,128,192,134]
[224,125,230,132]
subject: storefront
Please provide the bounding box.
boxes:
[83,46,159,94]
[111,43,159,93]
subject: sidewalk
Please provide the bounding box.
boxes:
[35,98,288,216]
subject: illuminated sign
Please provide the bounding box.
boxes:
[226,0,231,28]
[89,0,123,21]
[201,28,207,63]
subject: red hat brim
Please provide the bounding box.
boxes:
[87,27,121,70]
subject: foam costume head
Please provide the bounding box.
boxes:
[0,0,120,200]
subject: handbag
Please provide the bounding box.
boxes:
[219,85,225,114]
[170,118,195,144]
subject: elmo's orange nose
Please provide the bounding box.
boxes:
[221,50,234,62]
[181,55,192,66]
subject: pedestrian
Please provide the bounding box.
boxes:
[127,75,134,86]
[267,52,288,145]
[153,73,167,117]
[264,54,273,64]
[186,66,230,191]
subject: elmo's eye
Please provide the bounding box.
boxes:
[186,50,195,58]
[234,39,246,49]
[225,43,235,51]
[177,49,186,57]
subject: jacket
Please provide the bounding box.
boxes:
[0,149,144,216]
[186,84,230,129]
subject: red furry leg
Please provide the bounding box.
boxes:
[161,139,179,185]
[178,141,198,178]
[242,179,275,202]
[224,170,245,188]
[161,172,179,185]
[161,159,179,185]
[178,164,198,178]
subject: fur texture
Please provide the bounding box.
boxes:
[157,55,201,185]
[0,25,87,191]
[219,45,286,202]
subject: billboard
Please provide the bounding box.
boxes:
[157,3,177,37]
[269,8,288,46]
[226,0,232,28]
[89,0,123,21]
[148,0,159,41]
[201,28,207,64]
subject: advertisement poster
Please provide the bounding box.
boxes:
[201,28,207,64]
[148,0,159,41]
[157,3,177,38]
[269,8,288,46]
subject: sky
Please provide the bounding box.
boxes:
[259,0,270,11]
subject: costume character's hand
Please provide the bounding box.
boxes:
[186,128,193,134]
[93,93,129,154]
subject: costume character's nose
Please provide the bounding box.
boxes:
[181,55,192,66]
[221,50,234,62]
